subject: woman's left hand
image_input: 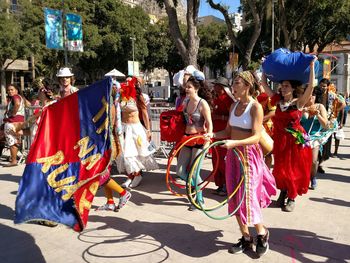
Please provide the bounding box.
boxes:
[220,139,237,149]
[204,132,213,141]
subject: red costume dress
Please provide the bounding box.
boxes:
[257,92,276,137]
[211,93,233,187]
[271,95,312,199]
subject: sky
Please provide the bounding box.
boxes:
[199,0,240,18]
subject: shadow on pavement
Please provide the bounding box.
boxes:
[327,166,350,172]
[317,172,350,184]
[81,216,350,262]
[0,173,21,184]
[0,204,45,263]
[269,227,350,262]
[309,196,350,208]
[84,215,230,259]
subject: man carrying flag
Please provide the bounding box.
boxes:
[14,77,116,231]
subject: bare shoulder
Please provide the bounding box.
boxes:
[200,99,210,109]
[252,100,263,111]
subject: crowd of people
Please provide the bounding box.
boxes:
[169,59,347,257]
[0,58,349,258]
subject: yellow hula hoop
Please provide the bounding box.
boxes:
[187,141,246,211]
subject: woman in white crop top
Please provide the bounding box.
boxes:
[214,71,276,257]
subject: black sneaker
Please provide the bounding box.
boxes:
[276,190,287,207]
[256,229,269,257]
[228,236,253,254]
[317,166,325,174]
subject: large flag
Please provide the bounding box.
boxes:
[44,8,64,50]
[66,13,83,52]
[14,78,113,232]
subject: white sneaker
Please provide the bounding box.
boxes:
[130,176,142,188]
[122,178,132,188]
[118,191,132,209]
[95,203,116,211]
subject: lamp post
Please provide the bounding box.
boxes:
[130,37,136,75]
[62,0,68,66]
[272,0,275,52]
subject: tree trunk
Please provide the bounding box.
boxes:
[278,0,312,50]
[208,0,264,71]
[1,69,6,105]
[163,0,200,67]
[186,0,199,66]
[278,0,291,49]
[167,70,174,87]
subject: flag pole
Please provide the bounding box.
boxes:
[62,0,68,66]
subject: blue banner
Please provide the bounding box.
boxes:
[66,13,83,52]
[14,78,113,231]
[44,8,63,50]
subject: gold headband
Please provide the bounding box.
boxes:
[237,71,255,88]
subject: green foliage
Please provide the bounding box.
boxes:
[1,0,152,82]
[0,0,42,68]
[198,22,229,75]
[144,18,184,74]
[301,0,350,52]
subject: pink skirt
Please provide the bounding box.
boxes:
[225,145,277,225]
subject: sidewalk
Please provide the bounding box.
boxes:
[1,125,350,263]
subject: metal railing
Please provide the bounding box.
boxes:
[1,105,174,159]
[150,106,176,158]
[1,105,40,163]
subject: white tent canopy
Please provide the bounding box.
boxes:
[104,68,125,77]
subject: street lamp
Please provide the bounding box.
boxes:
[272,0,276,52]
[130,37,136,75]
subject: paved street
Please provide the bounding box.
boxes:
[1,125,350,263]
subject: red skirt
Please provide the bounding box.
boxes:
[272,129,312,199]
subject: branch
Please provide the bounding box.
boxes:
[207,0,244,52]
[2,58,18,71]
[289,0,312,41]
[163,0,187,61]
[278,0,290,47]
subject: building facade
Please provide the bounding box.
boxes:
[319,41,350,96]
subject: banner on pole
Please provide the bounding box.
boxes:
[44,8,63,50]
[128,61,140,76]
[323,59,331,79]
[66,13,83,52]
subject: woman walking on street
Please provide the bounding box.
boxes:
[213,71,276,257]
[176,70,213,210]
[116,77,158,188]
[261,59,315,212]
[300,89,328,190]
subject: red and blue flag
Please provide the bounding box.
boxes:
[14,77,113,231]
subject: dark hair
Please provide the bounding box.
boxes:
[7,84,19,91]
[313,87,323,103]
[187,76,213,108]
[279,80,303,98]
[41,78,55,100]
[135,85,147,110]
[319,78,330,86]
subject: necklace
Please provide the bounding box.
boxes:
[280,99,294,112]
